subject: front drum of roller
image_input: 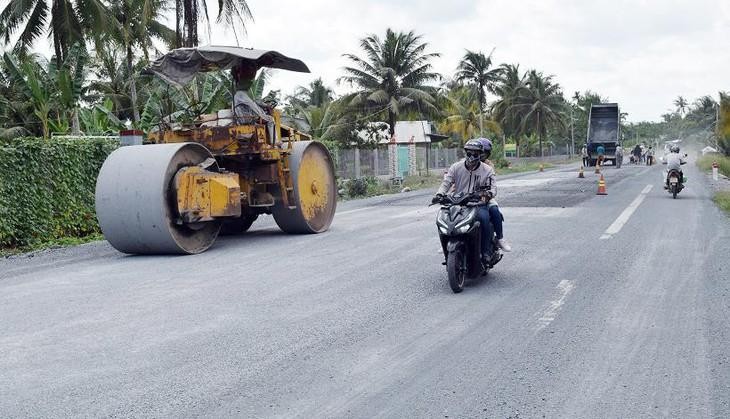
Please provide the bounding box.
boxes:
[95,143,221,254]
[272,141,337,233]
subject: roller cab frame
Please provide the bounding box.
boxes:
[95,47,337,255]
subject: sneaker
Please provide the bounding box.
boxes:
[497,239,512,252]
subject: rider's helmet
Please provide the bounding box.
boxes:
[475,138,493,162]
[670,145,680,153]
[463,139,483,168]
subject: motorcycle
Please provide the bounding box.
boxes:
[433,190,502,293]
[663,154,687,199]
[666,169,684,199]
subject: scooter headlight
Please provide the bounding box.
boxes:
[457,224,470,234]
[439,226,448,234]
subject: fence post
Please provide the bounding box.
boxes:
[354,147,361,178]
[374,148,379,175]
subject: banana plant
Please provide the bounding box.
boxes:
[2,53,52,139]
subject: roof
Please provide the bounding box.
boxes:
[146,45,310,86]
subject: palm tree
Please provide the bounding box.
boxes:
[289,78,334,108]
[174,0,252,47]
[510,70,566,158]
[109,0,174,124]
[491,64,526,150]
[339,29,441,138]
[0,0,112,65]
[454,49,502,135]
[674,96,688,116]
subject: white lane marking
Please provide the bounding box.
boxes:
[537,280,575,331]
[336,207,374,216]
[599,184,653,240]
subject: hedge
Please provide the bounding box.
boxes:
[0,137,119,249]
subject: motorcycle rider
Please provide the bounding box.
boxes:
[664,145,687,189]
[432,140,512,259]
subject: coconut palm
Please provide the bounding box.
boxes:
[289,78,334,108]
[174,0,252,47]
[107,0,174,124]
[0,0,112,65]
[510,70,566,158]
[490,64,526,141]
[339,29,441,138]
[454,49,502,135]
[674,96,688,116]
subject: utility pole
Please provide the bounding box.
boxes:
[570,106,575,157]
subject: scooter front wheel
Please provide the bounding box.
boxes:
[447,250,465,293]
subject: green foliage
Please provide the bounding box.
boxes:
[713,191,730,216]
[719,92,730,156]
[0,137,118,249]
[697,154,730,176]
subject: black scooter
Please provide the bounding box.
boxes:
[434,190,502,293]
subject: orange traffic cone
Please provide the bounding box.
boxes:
[594,163,601,174]
[578,166,585,178]
[597,174,607,195]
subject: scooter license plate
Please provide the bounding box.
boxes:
[670,177,678,184]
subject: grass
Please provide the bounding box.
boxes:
[713,191,730,216]
[697,154,730,177]
[0,233,103,257]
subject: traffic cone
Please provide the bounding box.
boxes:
[578,165,585,178]
[597,174,607,195]
[594,162,601,174]
[539,163,544,172]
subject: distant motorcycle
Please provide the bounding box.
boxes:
[433,190,502,293]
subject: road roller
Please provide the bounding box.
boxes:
[95,46,337,254]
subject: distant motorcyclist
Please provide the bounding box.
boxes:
[432,140,512,256]
[664,145,687,189]
[632,144,642,164]
[596,144,606,166]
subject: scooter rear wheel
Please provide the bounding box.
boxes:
[447,250,465,293]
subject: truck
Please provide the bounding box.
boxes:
[586,103,620,167]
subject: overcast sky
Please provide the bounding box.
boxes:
[6,0,728,121]
[200,0,728,122]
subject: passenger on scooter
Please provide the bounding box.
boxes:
[475,137,510,251]
[664,145,687,189]
[431,140,512,257]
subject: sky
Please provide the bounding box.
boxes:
[6,0,729,122]
[202,0,729,122]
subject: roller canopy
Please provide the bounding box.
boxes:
[146,45,310,86]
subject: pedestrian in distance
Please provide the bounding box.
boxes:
[615,145,623,168]
[581,144,589,168]
[646,146,655,166]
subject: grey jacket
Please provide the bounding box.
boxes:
[437,159,497,198]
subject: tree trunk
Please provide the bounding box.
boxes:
[538,112,544,159]
[388,110,396,140]
[71,109,80,135]
[127,44,140,124]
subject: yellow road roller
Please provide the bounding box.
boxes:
[95,46,337,254]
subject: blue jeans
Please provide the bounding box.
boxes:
[476,206,504,256]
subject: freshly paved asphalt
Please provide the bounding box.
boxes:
[2,156,729,418]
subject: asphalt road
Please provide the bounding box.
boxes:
[2,157,729,418]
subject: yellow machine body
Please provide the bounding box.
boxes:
[174,166,241,224]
